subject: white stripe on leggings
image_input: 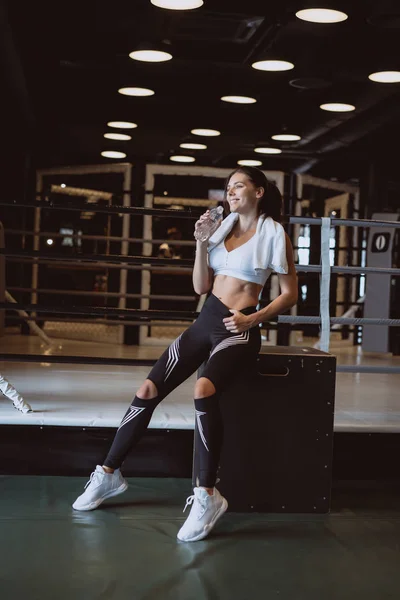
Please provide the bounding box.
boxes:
[164,334,182,381]
[209,330,250,360]
[195,409,209,452]
[118,406,146,430]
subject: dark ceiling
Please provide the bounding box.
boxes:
[3,0,400,181]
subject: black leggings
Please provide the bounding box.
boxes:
[104,293,261,486]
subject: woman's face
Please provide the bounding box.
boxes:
[226,172,263,215]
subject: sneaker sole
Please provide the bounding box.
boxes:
[177,497,228,542]
[72,481,128,511]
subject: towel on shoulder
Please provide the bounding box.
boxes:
[208,212,288,275]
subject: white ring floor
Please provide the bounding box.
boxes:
[1,333,400,432]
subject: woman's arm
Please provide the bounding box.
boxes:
[192,211,214,295]
[250,233,298,325]
[193,241,214,295]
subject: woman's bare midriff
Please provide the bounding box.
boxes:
[211,274,263,310]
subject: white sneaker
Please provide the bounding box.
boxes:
[177,487,228,542]
[12,399,33,413]
[72,465,128,511]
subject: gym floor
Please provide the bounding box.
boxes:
[1,475,400,600]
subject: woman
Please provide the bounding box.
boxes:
[72,166,298,542]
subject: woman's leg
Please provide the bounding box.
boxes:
[103,327,210,470]
[177,322,261,541]
[102,379,161,472]
[72,322,210,511]
[192,325,261,492]
[192,377,221,493]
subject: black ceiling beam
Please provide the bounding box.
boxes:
[294,90,400,173]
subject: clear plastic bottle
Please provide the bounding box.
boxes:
[194,206,224,242]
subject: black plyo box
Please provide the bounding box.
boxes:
[217,347,336,513]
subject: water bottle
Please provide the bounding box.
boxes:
[194,206,224,242]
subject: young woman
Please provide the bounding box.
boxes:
[72,166,298,542]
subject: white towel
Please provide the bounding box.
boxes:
[208,213,288,275]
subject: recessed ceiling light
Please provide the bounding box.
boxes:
[151,0,203,9]
[254,147,282,154]
[118,87,155,96]
[107,121,138,129]
[129,50,172,62]
[104,133,132,141]
[272,134,301,141]
[221,95,257,104]
[191,128,221,136]
[101,151,127,159]
[170,155,196,163]
[320,103,355,112]
[252,60,294,72]
[180,143,207,149]
[237,159,262,167]
[368,71,400,83]
[295,9,348,23]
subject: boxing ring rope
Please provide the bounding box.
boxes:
[0,350,399,375]
[7,288,197,302]
[5,230,198,247]
[2,302,400,326]
[2,250,400,275]
[1,199,400,373]
[1,301,400,376]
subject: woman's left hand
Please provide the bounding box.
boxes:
[223,310,255,333]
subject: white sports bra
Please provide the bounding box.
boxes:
[208,235,272,286]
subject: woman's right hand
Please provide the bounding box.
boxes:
[194,210,210,241]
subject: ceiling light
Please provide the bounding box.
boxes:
[170,155,196,163]
[320,103,355,112]
[180,143,207,149]
[221,95,257,104]
[272,134,301,141]
[368,71,400,83]
[252,60,294,72]
[101,151,127,159]
[107,121,138,129]
[151,1,203,10]
[254,147,282,154]
[60,183,66,188]
[237,160,262,167]
[191,128,221,136]
[129,50,172,62]
[104,133,132,140]
[118,87,155,96]
[295,9,348,23]
[46,239,54,246]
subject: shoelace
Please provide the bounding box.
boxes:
[84,470,104,490]
[182,493,207,519]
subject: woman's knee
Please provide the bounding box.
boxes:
[136,379,158,400]
[194,377,216,399]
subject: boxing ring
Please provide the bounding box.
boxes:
[1,165,400,487]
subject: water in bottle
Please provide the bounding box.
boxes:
[194,206,224,242]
